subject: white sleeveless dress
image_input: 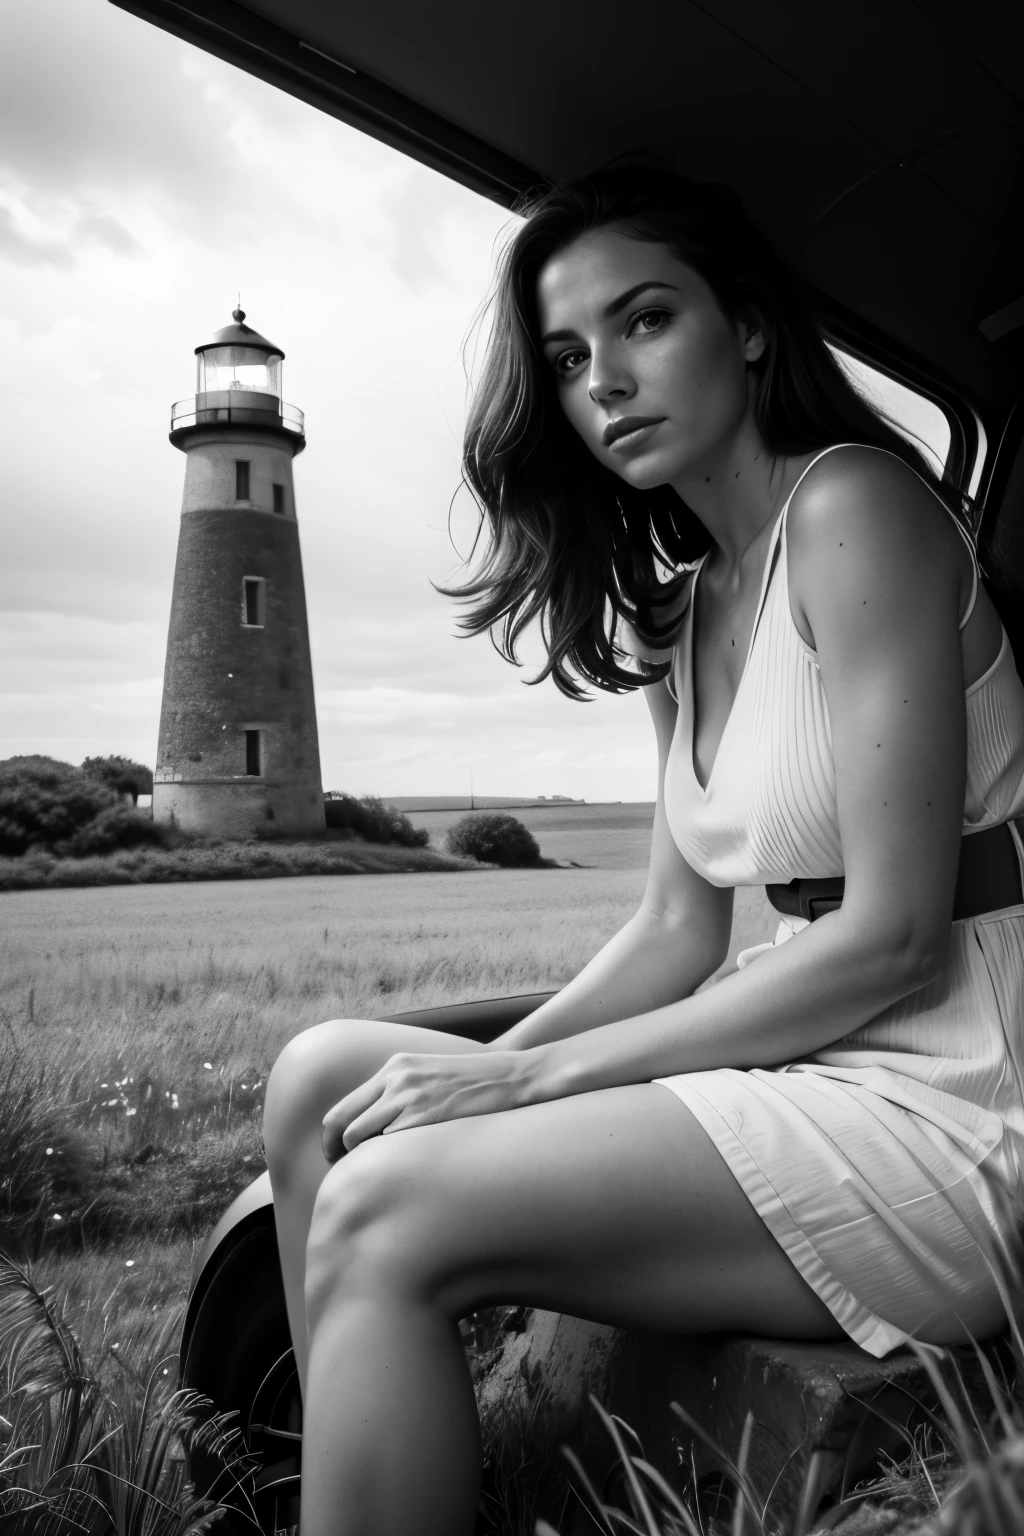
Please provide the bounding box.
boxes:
[653,443,1024,1357]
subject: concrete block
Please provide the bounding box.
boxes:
[472,1308,956,1533]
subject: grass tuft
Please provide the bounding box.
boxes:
[0,1247,258,1534]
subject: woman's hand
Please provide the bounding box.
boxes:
[322,1049,540,1159]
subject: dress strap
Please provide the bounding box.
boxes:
[779,442,858,512]
[949,514,980,631]
[665,564,702,704]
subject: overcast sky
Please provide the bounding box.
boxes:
[0,1,950,804]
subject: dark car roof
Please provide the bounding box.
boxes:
[112,1,1023,427]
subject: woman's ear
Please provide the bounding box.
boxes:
[738,307,767,364]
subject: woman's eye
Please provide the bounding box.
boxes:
[553,348,587,376]
[630,308,668,336]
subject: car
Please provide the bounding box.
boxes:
[107,3,1024,1531]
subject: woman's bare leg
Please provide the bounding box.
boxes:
[297,1082,842,1536]
[261,1019,490,1394]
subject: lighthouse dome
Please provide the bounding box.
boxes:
[195,308,284,399]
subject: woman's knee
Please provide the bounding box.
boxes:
[303,1134,439,1322]
[262,1018,381,1173]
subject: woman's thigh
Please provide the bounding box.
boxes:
[306,1081,843,1342]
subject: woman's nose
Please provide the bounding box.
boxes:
[588,349,634,405]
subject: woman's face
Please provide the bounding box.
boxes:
[535,226,765,490]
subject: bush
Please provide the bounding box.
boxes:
[0,757,119,856]
[80,752,154,803]
[324,792,430,847]
[60,803,166,856]
[0,755,166,858]
[444,813,541,867]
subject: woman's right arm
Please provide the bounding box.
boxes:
[490,677,734,1051]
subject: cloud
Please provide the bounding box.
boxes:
[0,1,278,226]
[0,201,144,271]
[76,212,144,258]
[0,205,73,270]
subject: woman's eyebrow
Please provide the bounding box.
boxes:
[540,281,680,347]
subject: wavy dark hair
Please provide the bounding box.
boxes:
[444,161,971,699]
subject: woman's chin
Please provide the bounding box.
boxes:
[608,454,676,492]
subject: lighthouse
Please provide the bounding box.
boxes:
[153,310,326,837]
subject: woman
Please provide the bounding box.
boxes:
[262,164,1024,1536]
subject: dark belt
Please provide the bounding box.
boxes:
[766,820,1024,924]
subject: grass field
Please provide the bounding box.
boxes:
[0,800,777,1518]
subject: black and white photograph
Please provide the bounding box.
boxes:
[2,4,1024,1534]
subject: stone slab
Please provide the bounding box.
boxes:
[471,1309,960,1532]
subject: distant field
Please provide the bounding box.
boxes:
[416,800,657,871]
[2,858,776,1086]
[388,796,583,811]
[1,867,648,1083]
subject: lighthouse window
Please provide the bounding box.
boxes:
[235,460,251,500]
[245,730,262,777]
[273,483,285,514]
[242,576,265,627]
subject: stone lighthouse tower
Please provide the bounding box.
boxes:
[153,309,326,837]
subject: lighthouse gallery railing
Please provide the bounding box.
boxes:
[170,398,305,435]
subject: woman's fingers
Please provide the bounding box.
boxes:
[322,1070,390,1158]
[338,1097,399,1152]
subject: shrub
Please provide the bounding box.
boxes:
[0,757,119,856]
[444,813,541,867]
[59,803,166,857]
[80,753,154,803]
[0,756,164,858]
[324,792,430,847]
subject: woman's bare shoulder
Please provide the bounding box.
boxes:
[784,444,965,640]
[786,444,954,554]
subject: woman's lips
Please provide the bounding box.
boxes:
[604,417,665,452]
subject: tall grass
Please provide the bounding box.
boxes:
[0,1248,258,1533]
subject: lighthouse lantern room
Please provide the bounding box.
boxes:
[154,310,326,838]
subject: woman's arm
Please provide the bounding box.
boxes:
[516,448,969,1098]
[491,675,734,1050]
[330,451,973,1150]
